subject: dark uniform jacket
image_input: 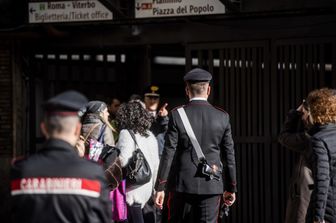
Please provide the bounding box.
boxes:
[10,139,112,223]
[150,115,169,137]
[155,100,237,194]
[305,124,336,223]
[151,115,169,158]
[278,110,313,223]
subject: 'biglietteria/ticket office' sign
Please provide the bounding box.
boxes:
[28,0,113,23]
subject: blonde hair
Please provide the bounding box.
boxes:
[99,112,117,133]
[307,88,336,125]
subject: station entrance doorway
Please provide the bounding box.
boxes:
[25,37,336,223]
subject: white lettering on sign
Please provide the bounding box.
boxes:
[135,0,225,18]
[19,178,82,190]
[11,177,101,198]
[28,0,113,23]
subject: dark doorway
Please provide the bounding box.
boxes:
[186,38,336,222]
[24,37,336,222]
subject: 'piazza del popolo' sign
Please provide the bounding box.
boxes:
[135,0,225,18]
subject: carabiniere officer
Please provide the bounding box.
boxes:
[10,90,112,223]
[154,68,237,223]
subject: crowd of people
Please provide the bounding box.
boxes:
[8,68,336,223]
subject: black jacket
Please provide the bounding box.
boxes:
[278,110,313,223]
[278,110,311,152]
[150,115,169,137]
[155,100,237,194]
[10,139,112,223]
[306,124,336,223]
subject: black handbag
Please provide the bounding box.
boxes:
[123,130,152,187]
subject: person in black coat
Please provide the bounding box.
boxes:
[154,68,237,223]
[142,85,169,223]
[278,105,313,223]
[10,91,112,223]
[143,85,169,138]
[304,88,336,223]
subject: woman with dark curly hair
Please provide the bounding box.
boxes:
[116,100,159,223]
[304,88,336,223]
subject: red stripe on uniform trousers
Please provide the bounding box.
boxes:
[216,195,221,223]
[167,192,172,222]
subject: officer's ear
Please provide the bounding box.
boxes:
[207,85,211,96]
[40,122,50,139]
[185,85,190,98]
[74,122,82,138]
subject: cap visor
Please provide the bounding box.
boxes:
[144,93,160,97]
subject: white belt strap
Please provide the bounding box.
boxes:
[177,107,205,162]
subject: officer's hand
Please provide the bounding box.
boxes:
[158,103,168,117]
[223,191,236,206]
[154,191,165,210]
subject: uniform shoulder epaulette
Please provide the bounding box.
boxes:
[171,105,185,112]
[213,105,228,114]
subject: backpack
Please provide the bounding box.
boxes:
[82,123,123,191]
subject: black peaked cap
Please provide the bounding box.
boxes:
[43,90,88,112]
[183,68,212,82]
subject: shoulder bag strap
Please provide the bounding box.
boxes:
[97,124,107,143]
[83,123,100,142]
[177,107,206,162]
[127,130,140,150]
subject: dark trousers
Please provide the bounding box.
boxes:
[127,203,144,223]
[167,192,221,223]
[142,198,162,223]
